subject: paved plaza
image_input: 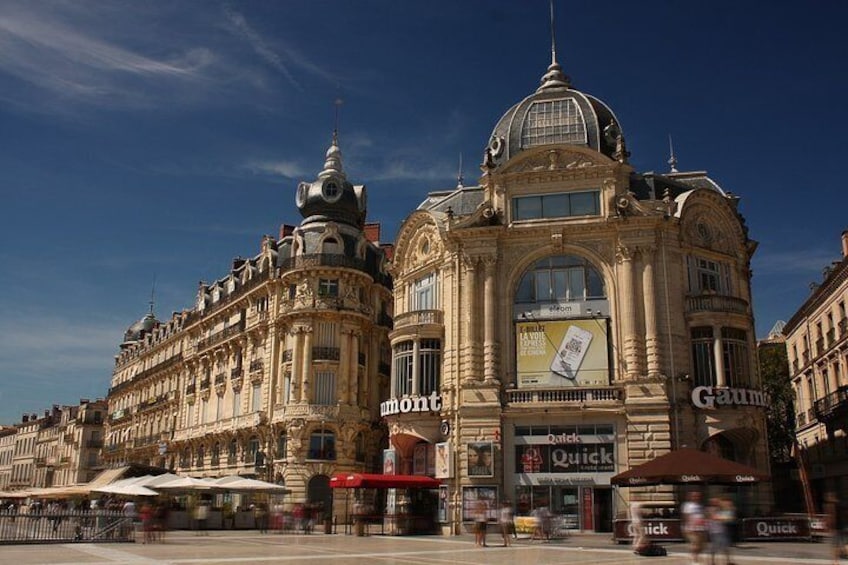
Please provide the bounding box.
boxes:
[0,531,840,565]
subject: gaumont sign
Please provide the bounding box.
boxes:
[741,517,812,541]
[691,386,770,410]
[380,392,442,417]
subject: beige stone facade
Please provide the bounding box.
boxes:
[385,56,771,532]
[785,230,848,506]
[104,137,392,520]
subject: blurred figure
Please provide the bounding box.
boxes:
[631,500,646,553]
[499,500,514,546]
[825,492,843,565]
[682,491,707,565]
[474,497,488,547]
[707,497,734,565]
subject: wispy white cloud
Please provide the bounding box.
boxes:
[244,159,308,179]
[221,5,336,88]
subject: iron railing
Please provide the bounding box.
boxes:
[0,510,133,544]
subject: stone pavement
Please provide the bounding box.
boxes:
[0,530,839,564]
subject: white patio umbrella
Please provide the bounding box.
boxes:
[153,476,220,491]
[212,476,290,493]
[93,483,160,497]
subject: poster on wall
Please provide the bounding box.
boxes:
[383,448,397,475]
[435,442,453,479]
[515,318,610,388]
[467,441,494,477]
[462,486,498,522]
[438,485,449,523]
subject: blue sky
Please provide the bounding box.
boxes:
[1,0,845,424]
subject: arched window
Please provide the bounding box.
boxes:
[515,255,605,304]
[308,429,336,460]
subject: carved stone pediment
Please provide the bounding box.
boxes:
[503,148,608,174]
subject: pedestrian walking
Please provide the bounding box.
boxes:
[682,491,707,565]
[474,497,488,547]
[500,500,514,546]
[825,491,844,565]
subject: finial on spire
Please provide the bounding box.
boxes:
[320,98,346,179]
[148,276,156,316]
[457,153,464,188]
[668,134,679,173]
[537,0,570,91]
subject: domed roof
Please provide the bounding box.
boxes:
[295,133,366,228]
[122,311,158,345]
[485,60,625,166]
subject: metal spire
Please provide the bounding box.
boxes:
[668,134,679,173]
[148,276,156,317]
[320,98,346,179]
[537,0,570,91]
[456,153,464,188]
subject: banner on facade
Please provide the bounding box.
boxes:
[515,319,610,388]
[515,443,615,474]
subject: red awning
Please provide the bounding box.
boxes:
[329,473,440,489]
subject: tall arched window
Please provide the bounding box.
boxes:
[515,255,605,304]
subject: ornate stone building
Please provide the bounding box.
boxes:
[785,230,848,507]
[385,49,771,532]
[105,134,392,517]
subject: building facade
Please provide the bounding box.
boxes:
[784,230,848,507]
[0,426,16,491]
[105,135,393,518]
[385,50,771,532]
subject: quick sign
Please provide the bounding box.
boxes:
[690,386,770,409]
[380,391,442,417]
[741,517,811,541]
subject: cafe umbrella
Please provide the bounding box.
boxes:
[611,447,770,487]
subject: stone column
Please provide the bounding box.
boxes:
[290,329,302,403]
[713,325,726,387]
[301,326,313,403]
[641,247,661,377]
[338,328,350,404]
[617,246,639,379]
[463,255,479,382]
[349,331,360,405]
[483,256,499,383]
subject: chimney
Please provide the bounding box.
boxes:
[842,229,848,258]
[279,224,295,239]
[232,256,246,271]
[22,414,29,423]
[364,223,381,244]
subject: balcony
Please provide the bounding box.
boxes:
[109,408,132,424]
[814,385,848,424]
[214,373,227,386]
[393,309,444,330]
[196,321,246,352]
[506,386,624,406]
[312,346,340,361]
[279,253,392,289]
[685,294,749,316]
[172,412,266,442]
[249,359,263,373]
[138,393,170,413]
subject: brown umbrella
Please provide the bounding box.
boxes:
[611,448,770,486]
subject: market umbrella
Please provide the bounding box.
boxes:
[153,476,220,491]
[93,483,160,497]
[212,476,290,493]
[611,448,770,486]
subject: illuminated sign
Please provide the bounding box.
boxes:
[515,319,611,388]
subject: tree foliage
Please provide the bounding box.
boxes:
[759,343,795,462]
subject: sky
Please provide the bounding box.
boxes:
[1,0,846,425]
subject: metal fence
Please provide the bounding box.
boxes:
[0,510,133,544]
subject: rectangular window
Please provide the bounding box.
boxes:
[233,389,241,417]
[283,373,291,405]
[251,383,261,412]
[418,339,441,395]
[200,399,208,423]
[316,322,338,347]
[412,273,437,310]
[318,279,339,297]
[314,371,336,405]
[394,341,414,396]
[216,395,223,420]
[721,327,750,388]
[691,326,716,387]
[513,191,600,220]
[687,256,731,295]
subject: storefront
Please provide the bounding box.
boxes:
[509,422,616,532]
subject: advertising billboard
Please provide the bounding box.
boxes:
[515,318,610,387]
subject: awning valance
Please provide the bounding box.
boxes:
[330,473,440,489]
